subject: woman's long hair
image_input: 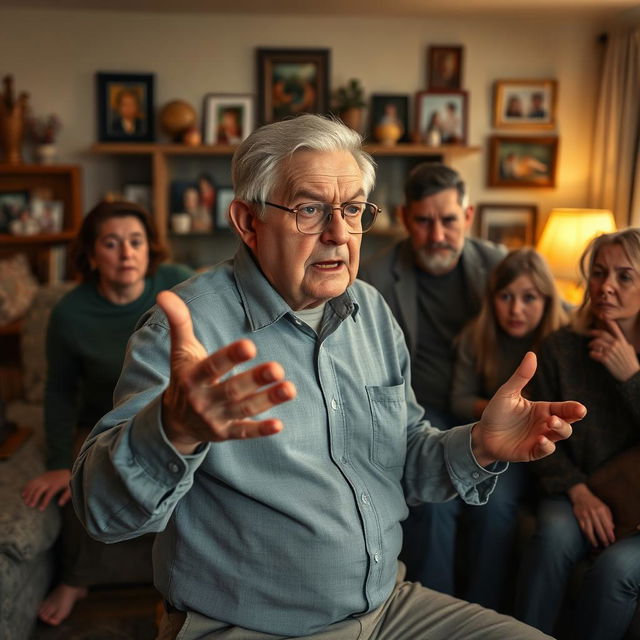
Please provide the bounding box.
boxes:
[571,227,640,334]
[464,248,568,384]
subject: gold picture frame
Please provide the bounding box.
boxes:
[493,79,557,130]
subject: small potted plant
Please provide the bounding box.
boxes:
[332,78,366,133]
[27,113,62,164]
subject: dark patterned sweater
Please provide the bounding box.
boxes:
[530,325,640,495]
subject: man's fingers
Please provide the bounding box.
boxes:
[191,339,258,386]
[221,380,297,423]
[499,351,537,396]
[210,361,285,404]
[226,419,284,440]
[157,291,204,361]
[546,400,586,424]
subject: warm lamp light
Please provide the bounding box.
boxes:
[536,208,617,305]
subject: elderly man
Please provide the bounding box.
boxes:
[72,115,583,640]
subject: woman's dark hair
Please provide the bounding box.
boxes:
[72,200,168,281]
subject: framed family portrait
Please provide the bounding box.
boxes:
[488,135,559,188]
[256,48,330,125]
[203,94,254,145]
[415,90,468,145]
[493,79,557,130]
[427,46,464,90]
[369,94,410,143]
[96,72,155,142]
[477,203,538,249]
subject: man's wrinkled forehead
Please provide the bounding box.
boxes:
[276,151,364,202]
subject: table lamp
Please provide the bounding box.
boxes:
[536,208,617,305]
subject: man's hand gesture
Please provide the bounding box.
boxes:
[157,291,297,455]
[472,352,586,467]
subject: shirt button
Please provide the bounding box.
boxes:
[168,461,180,473]
[373,552,380,563]
[331,398,338,411]
[361,493,369,505]
[472,471,480,480]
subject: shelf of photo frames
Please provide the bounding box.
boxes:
[90,142,480,244]
[0,164,82,282]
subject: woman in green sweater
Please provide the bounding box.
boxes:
[21,200,193,625]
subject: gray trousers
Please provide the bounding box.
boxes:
[156,564,553,640]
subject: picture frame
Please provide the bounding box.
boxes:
[369,94,410,143]
[0,191,29,234]
[123,183,152,212]
[488,135,559,188]
[477,203,538,250]
[256,48,330,126]
[415,90,468,145]
[493,79,557,130]
[215,187,235,230]
[427,46,464,90]
[169,177,214,234]
[96,71,155,142]
[203,93,254,145]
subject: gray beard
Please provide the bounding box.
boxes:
[414,246,461,275]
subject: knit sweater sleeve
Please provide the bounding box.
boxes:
[44,301,81,470]
[529,331,588,494]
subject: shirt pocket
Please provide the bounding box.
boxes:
[366,381,407,470]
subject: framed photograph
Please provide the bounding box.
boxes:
[415,90,468,145]
[488,135,559,188]
[31,199,64,233]
[169,178,213,233]
[369,94,410,143]
[203,94,254,145]
[0,191,29,234]
[123,184,152,212]
[256,48,330,125]
[216,187,235,230]
[96,71,155,142]
[427,46,464,90]
[477,203,538,249]
[493,79,557,130]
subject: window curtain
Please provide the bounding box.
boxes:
[589,20,640,227]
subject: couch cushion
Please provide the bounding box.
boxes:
[0,253,38,327]
[21,281,76,404]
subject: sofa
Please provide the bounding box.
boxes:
[0,282,72,640]
[0,281,155,639]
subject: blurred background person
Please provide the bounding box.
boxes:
[21,200,193,626]
[515,228,640,640]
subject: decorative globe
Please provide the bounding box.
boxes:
[159,100,197,141]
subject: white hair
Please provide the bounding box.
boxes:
[232,114,376,214]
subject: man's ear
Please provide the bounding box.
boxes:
[229,200,258,251]
[463,204,475,231]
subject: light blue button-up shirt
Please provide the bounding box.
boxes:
[72,244,504,636]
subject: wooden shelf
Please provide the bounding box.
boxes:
[0,230,76,245]
[91,143,238,156]
[363,143,481,156]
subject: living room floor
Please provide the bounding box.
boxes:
[29,585,159,640]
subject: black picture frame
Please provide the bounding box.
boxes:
[96,71,155,142]
[256,48,330,126]
[369,94,410,144]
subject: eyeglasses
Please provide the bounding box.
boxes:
[261,201,381,235]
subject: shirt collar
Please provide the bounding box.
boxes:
[233,243,359,331]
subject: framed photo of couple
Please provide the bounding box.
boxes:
[415,90,468,145]
[493,79,557,130]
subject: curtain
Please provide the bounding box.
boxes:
[589,21,640,227]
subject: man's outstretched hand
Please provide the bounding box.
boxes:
[157,291,297,455]
[472,352,586,467]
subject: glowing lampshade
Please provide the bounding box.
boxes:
[536,208,617,304]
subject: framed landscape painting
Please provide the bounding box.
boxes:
[256,48,330,125]
[488,135,558,188]
[477,203,538,249]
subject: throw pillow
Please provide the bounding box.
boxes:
[0,253,38,327]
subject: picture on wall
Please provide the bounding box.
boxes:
[427,46,464,90]
[96,72,155,142]
[415,90,468,145]
[256,48,330,125]
[203,94,254,145]
[169,173,216,233]
[493,79,557,130]
[369,94,410,143]
[488,135,558,188]
[477,203,538,249]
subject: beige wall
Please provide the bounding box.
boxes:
[1,7,607,234]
